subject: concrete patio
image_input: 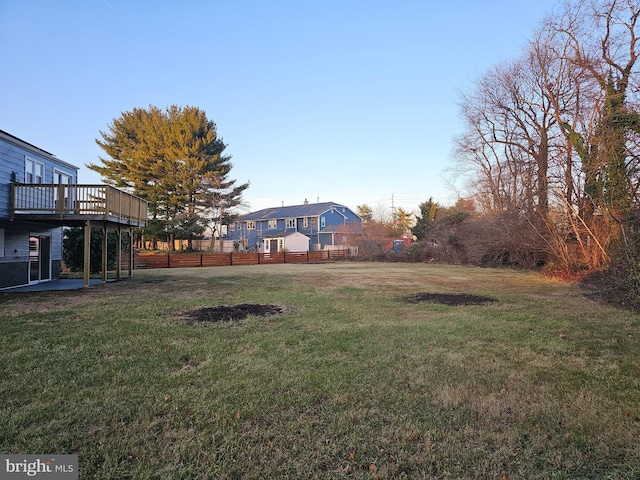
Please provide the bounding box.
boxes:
[2,278,117,292]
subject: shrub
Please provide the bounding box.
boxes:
[62,227,119,273]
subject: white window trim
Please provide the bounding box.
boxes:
[268,219,277,229]
[321,216,326,228]
[25,157,45,183]
[303,217,309,228]
[54,169,73,184]
[247,221,256,230]
[286,218,296,229]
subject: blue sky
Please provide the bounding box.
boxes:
[1,0,558,215]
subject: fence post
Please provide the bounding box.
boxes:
[230,252,233,266]
[307,251,309,263]
[328,249,331,260]
[258,252,260,264]
[200,253,203,267]
[283,251,286,264]
[167,253,171,268]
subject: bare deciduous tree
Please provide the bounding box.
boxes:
[451,0,640,274]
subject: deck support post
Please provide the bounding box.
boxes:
[116,226,122,280]
[129,227,134,277]
[101,222,108,283]
[83,220,91,287]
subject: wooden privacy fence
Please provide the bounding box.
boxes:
[134,249,350,270]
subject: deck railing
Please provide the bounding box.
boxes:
[11,183,148,226]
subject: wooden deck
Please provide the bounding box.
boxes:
[10,183,147,227]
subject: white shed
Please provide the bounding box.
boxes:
[263,232,310,253]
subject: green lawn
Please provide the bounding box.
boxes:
[1,263,639,479]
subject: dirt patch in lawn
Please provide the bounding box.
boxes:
[182,304,285,324]
[398,292,497,306]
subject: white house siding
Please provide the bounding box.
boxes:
[284,232,310,252]
[262,232,310,253]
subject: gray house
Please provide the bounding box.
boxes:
[0,130,147,289]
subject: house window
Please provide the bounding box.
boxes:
[321,217,326,228]
[247,221,256,230]
[268,219,277,229]
[0,228,4,257]
[286,218,296,229]
[25,158,44,183]
[54,170,73,184]
[303,217,309,228]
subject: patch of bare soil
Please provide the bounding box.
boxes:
[398,292,497,306]
[183,304,285,324]
[580,266,640,312]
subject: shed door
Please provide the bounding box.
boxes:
[270,239,278,253]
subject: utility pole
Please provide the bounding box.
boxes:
[391,193,397,226]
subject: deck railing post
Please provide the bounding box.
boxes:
[57,183,64,218]
[105,187,109,217]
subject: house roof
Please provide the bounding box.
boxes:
[240,201,358,221]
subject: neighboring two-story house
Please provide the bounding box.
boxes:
[0,130,147,289]
[226,200,361,253]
